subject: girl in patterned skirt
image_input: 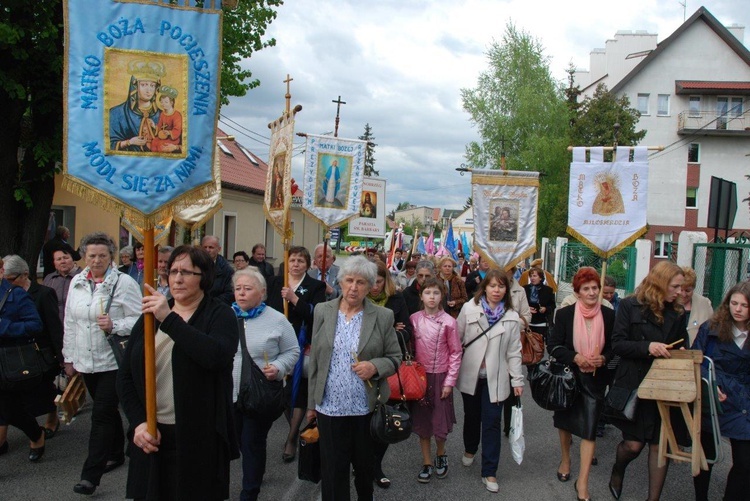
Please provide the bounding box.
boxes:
[410,278,463,483]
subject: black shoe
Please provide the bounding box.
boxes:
[282,452,296,463]
[557,471,571,482]
[73,480,96,495]
[29,445,45,462]
[103,456,125,474]
[435,454,448,479]
[417,465,434,483]
[44,420,60,440]
[591,456,598,466]
[608,465,622,500]
[375,475,391,489]
[0,441,8,456]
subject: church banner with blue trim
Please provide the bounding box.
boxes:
[63,0,222,227]
[302,134,367,228]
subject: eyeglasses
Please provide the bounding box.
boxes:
[168,269,202,277]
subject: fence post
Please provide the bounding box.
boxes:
[634,239,652,286]
[677,231,708,267]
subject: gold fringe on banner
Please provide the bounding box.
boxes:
[62,173,216,231]
[566,225,647,259]
[475,246,537,273]
[472,175,539,187]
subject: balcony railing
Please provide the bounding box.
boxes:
[678,109,750,135]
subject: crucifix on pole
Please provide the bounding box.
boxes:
[284,74,293,115]
[332,95,346,138]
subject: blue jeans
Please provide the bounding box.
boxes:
[461,378,507,477]
[235,409,275,501]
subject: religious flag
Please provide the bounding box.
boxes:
[63,0,222,228]
[472,170,539,270]
[417,235,426,255]
[461,232,472,257]
[302,134,367,227]
[445,220,457,260]
[567,147,648,257]
[425,229,435,255]
[348,177,386,238]
[264,110,297,235]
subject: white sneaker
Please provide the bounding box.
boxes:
[461,453,475,467]
[482,477,499,493]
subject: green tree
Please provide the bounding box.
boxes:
[359,123,378,177]
[461,22,571,240]
[463,196,473,210]
[571,83,646,157]
[0,0,281,269]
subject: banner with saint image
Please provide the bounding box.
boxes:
[567,146,648,257]
[472,170,539,270]
[63,0,222,228]
[264,112,296,235]
[302,134,367,227]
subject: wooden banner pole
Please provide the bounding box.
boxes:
[143,227,157,436]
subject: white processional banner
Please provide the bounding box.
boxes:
[567,146,648,257]
[348,177,386,238]
[302,134,367,227]
[264,113,296,236]
[472,170,538,270]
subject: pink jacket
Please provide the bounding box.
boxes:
[410,310,463,387]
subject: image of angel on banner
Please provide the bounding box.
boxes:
[592,171,625,216]
[490,200,519,242]
[316,154,350,208]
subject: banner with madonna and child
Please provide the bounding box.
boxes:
[472,170,539,270]
[63,0,222,227]
[302,134,367,227]
[567,146,649,257]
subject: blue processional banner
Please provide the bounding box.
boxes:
[63,0,222,227]
[302,134,367,228]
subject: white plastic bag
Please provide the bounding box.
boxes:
[509,402,525,465]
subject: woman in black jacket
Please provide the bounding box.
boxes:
[548,267,614,501]
[523,266,556,342]
[607,261,688,501]
[368,260,413,488]
[117,246,239,501]
[266,246,326,462]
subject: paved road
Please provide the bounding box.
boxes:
[0,373,731,500]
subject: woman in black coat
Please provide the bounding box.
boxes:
[608,261,688,501]
[523,266,556,341]
[117,246,239,501]
[548,267,614,501]
[367,260,413,488]
[266,246,326,462]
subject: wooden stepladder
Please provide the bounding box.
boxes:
[637,350,708,476]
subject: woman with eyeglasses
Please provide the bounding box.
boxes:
[63,232,142,495]
[233,251,251,271]
[118,245,240,500]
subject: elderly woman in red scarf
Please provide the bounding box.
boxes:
[547,267,615,501]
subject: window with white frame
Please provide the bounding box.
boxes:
[657,94,670,116]
[730,97,743,117]
[637,93,650,115]
[688,143,700,163]
[689,96,701,116]
[686,187,697,208]
[654,233,671,258]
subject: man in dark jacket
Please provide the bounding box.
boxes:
[247,243,275,282]
[403,260,435,315]
[201,236,234,305]
[465,256,490,298]
[42,226,81,278]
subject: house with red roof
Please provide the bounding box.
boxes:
[574,7,750,266]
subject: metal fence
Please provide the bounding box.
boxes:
[558,242,637,295]
[693,243,750,307]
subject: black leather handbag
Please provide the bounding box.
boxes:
[603,386,639,422]
[370,357,412,444]
[0,287,47,391]
[103,277,128,367]
[527,359,579,411]
[235,320,285,421]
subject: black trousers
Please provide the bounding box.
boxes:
[694,433,750,501]
[0,390,44,442]
[81,371,124,485]
[317,412,374,501]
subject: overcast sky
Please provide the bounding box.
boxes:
[221,0,749,213]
